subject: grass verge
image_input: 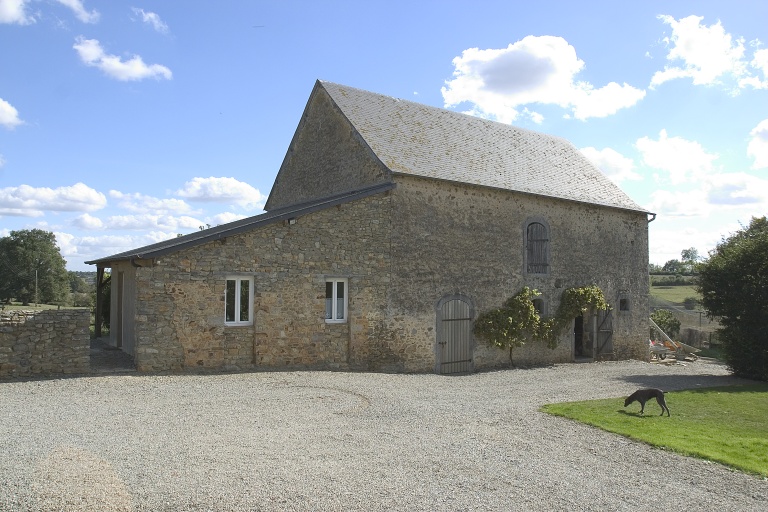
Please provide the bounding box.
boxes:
[540,384,768,476]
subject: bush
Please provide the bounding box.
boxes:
[651,309,680,340]
[72,292,93,308]
[698,216,768,381]
[683,297,698,310]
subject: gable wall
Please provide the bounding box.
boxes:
[387,175,650,369]
[131,193,393,372]
[265,87,391,210]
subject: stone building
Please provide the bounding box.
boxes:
[87,80,652,374]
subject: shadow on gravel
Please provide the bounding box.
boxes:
[90,338,136,374]
[617,373,750,391]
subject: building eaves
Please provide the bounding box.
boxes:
[85,182,395,266]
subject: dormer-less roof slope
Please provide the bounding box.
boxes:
[319,81,647,213]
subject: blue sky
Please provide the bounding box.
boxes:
[1,1,767,271]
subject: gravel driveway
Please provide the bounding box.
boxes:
[1,359,766,511]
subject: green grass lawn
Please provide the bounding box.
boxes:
[541,384,768,476]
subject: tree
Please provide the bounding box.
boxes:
[0,229,69,305]
[650,309,680,340]
[681,247,700,264]
[661,259,682,273]
[680,247,700,274]
[697,216,768,381]
[474,285,609,364]
[648,262,663,273]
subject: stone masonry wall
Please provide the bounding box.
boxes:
[0,309,90,378]
[132,192,393,372]
[388,175,650,370]
[265,85,390,210]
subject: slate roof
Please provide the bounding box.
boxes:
[85,183,394,265]
[320,80,647,213]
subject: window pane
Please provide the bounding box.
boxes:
[325,282,333,319]
[225,280,236,322]
[240,279,250,321]
[336,281,345,319]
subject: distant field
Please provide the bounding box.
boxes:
[650,285,699,305]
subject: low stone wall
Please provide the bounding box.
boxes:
[0,309,90,379]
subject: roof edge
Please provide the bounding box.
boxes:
[85,182,395,266]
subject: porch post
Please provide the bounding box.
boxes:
[94,266,105,338]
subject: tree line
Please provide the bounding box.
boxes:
[0,229,92,307]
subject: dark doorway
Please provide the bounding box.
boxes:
[574,315,584,357]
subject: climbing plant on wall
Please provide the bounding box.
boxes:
[474,285,610,363]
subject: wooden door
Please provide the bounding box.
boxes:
[595,309,614,360]
[437,297,473,374]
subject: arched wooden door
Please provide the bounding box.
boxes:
[436,296,474,374]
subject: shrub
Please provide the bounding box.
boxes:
[651,309,680,340]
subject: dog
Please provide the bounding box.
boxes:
[624,388,670,416]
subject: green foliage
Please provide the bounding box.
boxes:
[556,285,610,322]
[697,216,768,381]
[650,309,680,339]
[474,285,609,362]
[473,287,541,359]
[0,229,69,305]
[650,274,693,286]
[683,297,698,310]
[662,259,683,274]
[541,384,768,476]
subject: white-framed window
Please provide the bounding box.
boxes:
[225,276,254,326]
[325,278,348,323]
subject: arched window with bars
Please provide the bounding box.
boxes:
[525,220,549,274]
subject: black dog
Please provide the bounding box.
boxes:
[624,388,670,416]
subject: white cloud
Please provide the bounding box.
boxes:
[442,36,645,122]
[636,129,718,184]
[0,183,106,216]
[131,7,169,34]
[76,231,181,261]
[72,213,104,230]
[704,172,768,207]
[176,177,267,210]
[747,119,768,169]
[105,214,203,231]
[0,154,5,168]
[0,0,35,24]
[55,0,99,23]
[646,188,710,218]
[108,190,196,214]
[0,97,23,129]
[651,15,749,89]
[208,212,249,226]
[739,48,768,89]
[648,222,724,266]
[53,231,77,257]
[646,172,768,218]
[580,147,641,184]
[73,36,172,81]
